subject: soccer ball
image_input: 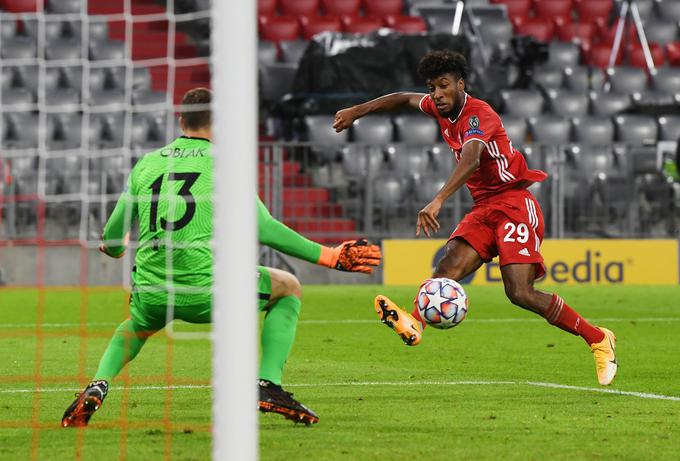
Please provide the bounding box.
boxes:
[415,278,468,329]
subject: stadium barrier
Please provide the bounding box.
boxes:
[383,239,680,286]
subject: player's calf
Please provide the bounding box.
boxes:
[61,380,109,428]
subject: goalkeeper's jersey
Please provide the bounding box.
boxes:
[104,136,213,306]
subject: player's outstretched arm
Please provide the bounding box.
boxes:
[257,198,382,273]
[417,140,484,237]
[333,92,426,133]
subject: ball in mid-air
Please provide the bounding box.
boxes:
[415,278,468,329]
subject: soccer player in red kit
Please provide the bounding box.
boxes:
[332,50,618,386]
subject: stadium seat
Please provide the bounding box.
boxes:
[342,145,386,176]
[352,115,394,144]
[88,21,109,42]
[533,65,564,89]
[589,91,631,116]
[657,0,680,21]
[534,0,573,27]
[133,67,152,91]
[2,87,33,108]
[491,0,531,26]
[385,145,430,176]
[4,112,39,148]
[364,0,403,17]
[500,89,544,117]
[300,15,342,39]
[651,67,680,94]
[476,17,514,46]
[259,16,301,41]
[557,22,595,54]
[547,41,580,67]
[588,43,622,68]
[47,113,82,149]
[414,173,446,203]
[574,0,613,27]
[279,39,308,64]
[500,114,528,144]
[514,18,555,42]
[257,0,277,16]
[642,19,678,46]
[304,114,349,162]
[0,37,36,59]
[528,115,572,144]
[657,115,680,141]
[132,89,166,107]
[547,89,589,117]
[373,174,407,218]
[613,114,658,145]
[258,40,279,65]
[606,66,648,94]
[88,40,125,60]
[629,43,666,69]
[417,6,457,34]
[46,88,80,108]
[389,15,427,34]
[259,62,297,102]
[321,0,360,16]
[0,0,38,12]
[46,38,81,60]
[393,114,439,144]
[562,66,589,91]
[666,42,680,66]
[429,143,454,172]
[1,19,17,39]
[280,0,320,16]
[343,17,384,34]
[630,0,654,20]
[571,116,614,144]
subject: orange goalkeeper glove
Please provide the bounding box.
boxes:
[317,239,382,273]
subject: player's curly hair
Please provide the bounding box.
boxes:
[180,87,211,130]
[417,50,468,81]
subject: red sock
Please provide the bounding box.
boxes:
[411,307,426,331]
[544,294,604,345]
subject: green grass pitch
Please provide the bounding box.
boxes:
[1,285,679,460]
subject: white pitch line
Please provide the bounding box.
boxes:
[1,380,679,402]
[1,317,680,329]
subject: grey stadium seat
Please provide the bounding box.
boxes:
[613,115,658,145]
[657,115,680,141]
[1,37,37,59]
[415,6,456,33]
[589,92,631,116]
[1,19,17,39]
[47,0,82,14]
[533,65,564,89]
[547,41,580,67]
[4,112,39,149]
[429,143,454,173]
[133,67,152,91]
[88,22,109,42]
[279,39,308,64]
[547,89,589,117]
[304,114,348,161]
[500,115,528,145]
[651,67,680,94]
[658,0,680,21]
[572,117,614,144]
[1,87,34,107]
[352,115,394,144]
[476,17,513,50]
[90,89,126,107]
[606,67,648,94]
[393,114,439,144]
[89,40,125,61]
[528,116,572,144]
[47,113,83,150]
[258,40,278,65]
[46,88,81,108]
[373,174,406,216]
[631,0,653,20]
[643,19,678,45]
[132,89,167,106]
[385,145,430,176]
[415,173,446,203]
[563,66,590,92]
[259,63,297,102]
[341,145,386,176]
[500,89,544,117]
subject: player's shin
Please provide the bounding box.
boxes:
[259,295,301,384]
[543,294,605,345]
[94,319,153,382]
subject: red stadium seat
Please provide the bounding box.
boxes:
[320,0,360,16]
[598,22,638,46]
[344,17,384,34]
[589,43,622,68]
[629,43,666,69]
[280,0,320,16]
[575,0,613,28]
[514,18,556,42]
[557,22,596,44]
[259,16,301,41]
[667,42,680,66]
[534,0,573,27]
[491,0,532,27]
[364,0,403,18]
[300,15,342,39]
[1,0,38,12]
[258,0,278,16]
[389,15,427,34]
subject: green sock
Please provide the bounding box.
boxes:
[259,295,301,385]
[93,319,155,382]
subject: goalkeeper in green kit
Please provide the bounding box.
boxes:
[61,88,381,427]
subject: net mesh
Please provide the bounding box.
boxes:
[0,1,213,458]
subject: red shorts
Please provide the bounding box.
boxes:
[450,188,546,280]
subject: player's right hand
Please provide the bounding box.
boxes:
[99,232,129,259]
[416,199,442,237]
[332,108,356,132]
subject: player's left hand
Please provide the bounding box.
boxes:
[416,199,442,237]
[99,232,129,259]
[331,239,382,273]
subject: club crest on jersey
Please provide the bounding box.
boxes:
[468,115,480,129]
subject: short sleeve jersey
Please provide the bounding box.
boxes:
[128,136,213,306]
[419,92,547,203]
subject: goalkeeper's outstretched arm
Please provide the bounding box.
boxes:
[257,198,381,273]
[101,176,138,258]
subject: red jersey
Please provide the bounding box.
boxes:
[419,93,547,203]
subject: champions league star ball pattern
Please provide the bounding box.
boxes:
[416,278,468,329]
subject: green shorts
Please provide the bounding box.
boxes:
[130,266,273,330]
